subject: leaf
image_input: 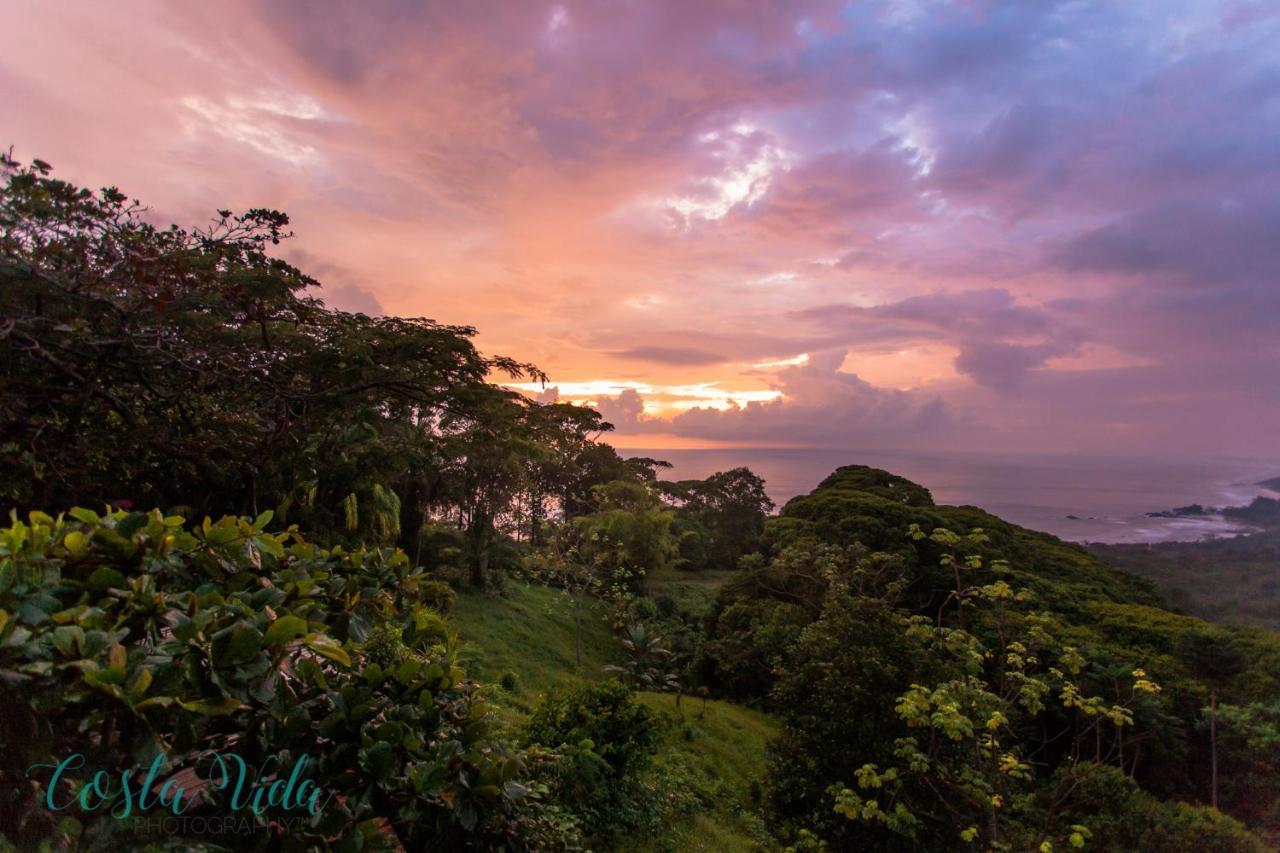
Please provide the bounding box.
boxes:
[254,534,285,560]
[307,639,351,667]
[3,625,32,648]
[84,668,126,689]
[264,615,308,645]
[220,624,263,664]
[177,697,245,716]
[63,531,89,558]
[68,508,99,524]
[129,667,154,700]
[52,625,86,657]
[115,513,147,539]
[252,510,274,532]
[16,602,50,625]
[86,567,127,591]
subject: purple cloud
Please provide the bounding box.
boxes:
[609,346,726,366]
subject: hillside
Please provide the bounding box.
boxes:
[448,466,1280,849]
[697,466,1279,849]
[1093,532,1280,630]
[453,582,776,850]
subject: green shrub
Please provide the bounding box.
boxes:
[523,681,658,840]
[630,595,658,621]
[1064,765,1265,852]
[421,578,457,616]
[0,508,573,850]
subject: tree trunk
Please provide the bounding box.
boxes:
[574,591,583,671]
[469,510,492,587]
[397,476,424,567]
[530,497,545,546]
[1210,690,1219,810]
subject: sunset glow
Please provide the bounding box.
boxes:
[4,0,1278,456]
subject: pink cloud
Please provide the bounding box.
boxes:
[3,0,1278,456]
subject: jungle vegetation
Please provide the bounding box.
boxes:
[2,157,1277,851]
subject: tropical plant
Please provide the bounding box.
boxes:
[606,623,682,694]
[0,508,574,849]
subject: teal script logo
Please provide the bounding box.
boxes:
[26,751,335,820]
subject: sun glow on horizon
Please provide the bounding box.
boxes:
[507,379,783,416]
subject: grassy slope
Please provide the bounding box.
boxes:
[453,581,775,850]
[454,583,619,707]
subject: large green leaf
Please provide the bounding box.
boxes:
[264,614,308,645]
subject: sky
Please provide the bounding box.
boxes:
[3,0,1279,457]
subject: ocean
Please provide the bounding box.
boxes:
[623,448,1280,544]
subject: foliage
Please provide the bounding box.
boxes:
[695,543,907,703]
[1053,764,1263,852]
[699,467,1279,849]
[1093,530,1280,630]
[522,681,659,842]
[1214,701,1280,826]
[606,623,681,694]
[419,578,457,616]
[568,481,679,598]
[0,156,664,584]
[659,468,774,572]
[0,508,574,849]
[766,597,928,849]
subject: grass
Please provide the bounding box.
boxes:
[629,692,775,851]
[454,582,617,687]
[450,579,777,851]
[646,565,738,635]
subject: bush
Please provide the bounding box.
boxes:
[0,508,573,850]
[421,578,457,616]
[1063,765,1265,852]
[522,681,658,840]
[630,596,658,621]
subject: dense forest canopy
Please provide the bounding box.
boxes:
[2,158,1278,851]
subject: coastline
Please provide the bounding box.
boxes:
[622,446,1280,546]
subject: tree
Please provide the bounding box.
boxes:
[660,467,774,571]
[0,155,550,545]
[522,681,658,843]
[1,155,653,586]
[1177,626,1248,810]
[570,481,678,595]
[435,390,537,586]
[518,402,612,544]
[811,531,1167,851]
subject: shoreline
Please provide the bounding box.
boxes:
[626,447,1280,547]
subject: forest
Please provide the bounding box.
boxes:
[2,157,1278,851]
[1092,494,1280,630]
